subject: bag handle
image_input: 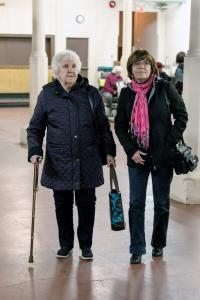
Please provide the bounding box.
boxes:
[179,137,185,144]
[110,165,119,193]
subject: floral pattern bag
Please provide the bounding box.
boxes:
[109,166,126,231]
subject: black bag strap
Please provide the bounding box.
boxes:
[177,137,185,145]
[110,165,119,193]
[87,88,101,136]
[87,89,95,115]
[163,84,171,124]
[163,82,185,145]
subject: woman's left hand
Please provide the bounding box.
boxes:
[106,154,116,167]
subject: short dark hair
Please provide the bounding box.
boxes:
[176,51,185,64]
[127,49,158,79]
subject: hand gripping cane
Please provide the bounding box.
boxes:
[28,162,39,263]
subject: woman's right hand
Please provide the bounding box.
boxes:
[131,150,147,165]
[30,155,43,164]
[106,154,116,168]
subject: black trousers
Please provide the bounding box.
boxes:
[53,188,96,250]
[175,81,183,95]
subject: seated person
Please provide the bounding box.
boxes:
[102,66,123,114]
[156,62,171,81]
[98,78,106,91]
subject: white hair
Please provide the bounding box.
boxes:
[51,49,82,79]
[112,65,122,74]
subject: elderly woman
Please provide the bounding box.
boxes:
[115,49,188,264]
[27,49,116,260]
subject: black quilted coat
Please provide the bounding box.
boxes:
[27,76,116,190]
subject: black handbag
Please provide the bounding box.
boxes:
[87,91,107,165]
[109,166,126,231]
[174,139,198,175]
[162,87,198,175]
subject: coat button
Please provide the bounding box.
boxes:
[74,135,78,138]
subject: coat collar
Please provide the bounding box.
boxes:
[43,74,88,97]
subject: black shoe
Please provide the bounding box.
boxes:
[56,247,73,258]
[81,248,93,260]
[130,254,142,264]
[152,248,163,257]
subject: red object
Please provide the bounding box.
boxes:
[109,1,116,8]
[156,62,165,69]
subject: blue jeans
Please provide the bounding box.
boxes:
[128,167,173,255]
[102,92,113,107]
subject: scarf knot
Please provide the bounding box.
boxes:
[130,75,154,149]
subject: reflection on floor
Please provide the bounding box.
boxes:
[0,107,199,300]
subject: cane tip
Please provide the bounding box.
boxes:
[28,256,34,263]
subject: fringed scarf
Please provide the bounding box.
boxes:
[130,75,154,149]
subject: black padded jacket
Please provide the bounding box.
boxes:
[27,75,116,190]
[115,78,188,169]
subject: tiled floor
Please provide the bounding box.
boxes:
[0,107,199,300]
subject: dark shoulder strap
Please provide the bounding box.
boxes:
[161,80,171,120]
[162,81,185,144]
[86,87,100,135]
[163,89,170,106]
[161,80,170,107]
[87,87,95,115]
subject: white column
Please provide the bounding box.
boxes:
[157,11,166,64]
[20,0,48,144]
[55,1,66,53]
[120,0,133,78]
[29,0,48,115]
[171,0,200,204]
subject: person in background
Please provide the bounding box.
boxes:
[102,65,123,115]
[27,49,116,261]
[156,62,171,81]
[175,51,186,95]
[115,49,188,264]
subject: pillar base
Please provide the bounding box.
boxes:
[170,170,200,204]
[20,126,27,145]
[29,54,48,115]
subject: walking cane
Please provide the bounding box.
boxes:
[28,162,39,263]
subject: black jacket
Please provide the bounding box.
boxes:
[115,78,188,169]
[159,72,171,82]
[27,75,116,190]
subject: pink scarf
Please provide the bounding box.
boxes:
[130,75,154,149]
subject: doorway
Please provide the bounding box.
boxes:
[66,38,89,77]
[118,12,157,61]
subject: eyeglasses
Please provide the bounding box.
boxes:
[132,60,150,67]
